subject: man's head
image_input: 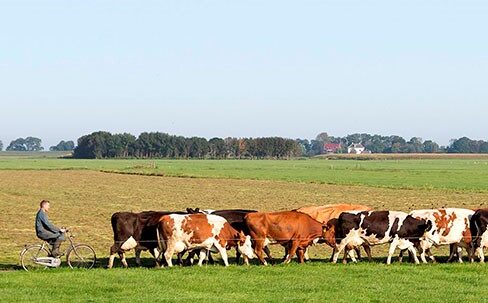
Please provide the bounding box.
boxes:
[40,200,50,212]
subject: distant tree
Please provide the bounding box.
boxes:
[315,132,331,144]
[309,140,323,155]
[6,137,43,151]
[422,140,440,153]
[73,131,112,159]
[209,137,226,158]
[448,137,473,153]
[480,142,488,154]
[295,139,310,156]
[0,140,3,151]
[6,138,26,151]
[50,140,75,151]
[24,137,44,151]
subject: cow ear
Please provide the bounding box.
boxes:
[426,220,433,231]
[239,231,246,243]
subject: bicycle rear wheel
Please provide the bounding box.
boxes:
[21,245,50,271]
[67,244,96,269]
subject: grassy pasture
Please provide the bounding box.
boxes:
[1,156,488,302]
[2,264,488,302]
[1,156,488,191]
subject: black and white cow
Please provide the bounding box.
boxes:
[470,208,488,262]
[108,210,190,268]
[333,211,439,264]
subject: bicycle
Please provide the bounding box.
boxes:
[20,229,97,271]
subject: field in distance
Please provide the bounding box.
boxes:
[1,153,488,191]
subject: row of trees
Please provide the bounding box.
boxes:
[298,132,488,155]
[73,131,302,159]
[1,133,487,155]
[0,137,75,152]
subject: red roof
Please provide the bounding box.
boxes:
[324,143,341,150]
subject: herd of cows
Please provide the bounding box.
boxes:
[108,204,488,268]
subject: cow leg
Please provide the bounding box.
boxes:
[151,248,161,267]
[235,248,242,264]
[207,252,215,264]
[362,244,373,262]
[407,245,420,264]
[198,250,207,266]
[108,245,117,269]
[135,249,142,267]
[423,248,435,263]
[457,246,464,263]
[264,245,272,260]
[386,238,399,264]
[297,248,305,263]
[329,247,337,262]
[218,247,230,267]
[446,244,457,263]
[398,249,405,263]
[284,241,299,264]
[354,247,362,261]
[185,250,196,266]
[347,247,358,263]
[419,248,428,264]
[253,240,268,265]
[120,252,129,268]
[332,241,348,264]
[176,252,185,266]
[304,247,310,262]
[164,246,174,267]
[476,247,485,263]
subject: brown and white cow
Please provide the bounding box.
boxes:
[108,210,193,268]
[244,211,325,265]
[333,211,439,264]
[471,208,488,262]
[296,204,372,261]
[408,208,474,263]
[158,213,254,267]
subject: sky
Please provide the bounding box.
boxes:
[1,0,487,148]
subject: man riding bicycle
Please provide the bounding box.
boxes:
[35,200,66,257]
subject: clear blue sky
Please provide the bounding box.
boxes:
[1,0,487,148]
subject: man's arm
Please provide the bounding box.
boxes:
[39,211,61,234]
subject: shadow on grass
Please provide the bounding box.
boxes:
[0,255,471,272]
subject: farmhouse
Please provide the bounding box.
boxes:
[347,143,366,154]
[323,143,342,154]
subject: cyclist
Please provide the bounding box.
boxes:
[35,200,66,257]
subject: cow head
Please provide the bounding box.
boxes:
[186,208,201,214]
[322,219,338,248]
[422,219,440,246]
[237,231,254,260]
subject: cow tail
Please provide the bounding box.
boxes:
[156,224,166,255]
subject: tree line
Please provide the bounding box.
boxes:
[1,133,487,156]
[0,137,74,152]
[72,131,302,159]
[298,133,488,155]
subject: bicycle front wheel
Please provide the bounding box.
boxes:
[21,245,50,271]
[67,244,96,269]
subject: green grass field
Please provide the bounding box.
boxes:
[2,264,487,302]
[1,153,488,302]
[1,154,488,191]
